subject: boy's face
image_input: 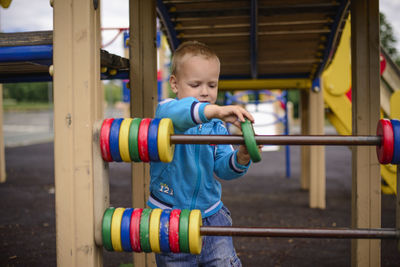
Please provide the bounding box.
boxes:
[170,55,220,104]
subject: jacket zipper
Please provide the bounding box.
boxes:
[190,124,202,209]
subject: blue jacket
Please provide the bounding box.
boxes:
[147,97,250,217]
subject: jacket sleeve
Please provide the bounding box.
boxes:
[213,123,250,180]
[155,97,210,133]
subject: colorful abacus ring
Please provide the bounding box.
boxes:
[391,119,400,164]
[148,118,161,162]
[120,208,134,252]
[139,208,152,252]
[158,118,175,163]
[111,207,125,252]
[159,209,171,253]
[130,208,143,252]
[169,209,181,253]
[102,207,115,251]
[149,208,162,253]
[129,118,142,162]
[179,209,190,253]
[241,119,261,162]
[100,118,114,162]
[188,209,202,254]
[376,119,394,164]
[119,118,133,162]
[138,118,152,162]
[109,118,124,162]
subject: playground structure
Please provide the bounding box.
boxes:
[93,116,400,256]
[322,16,400,195]
[0,0,398,267]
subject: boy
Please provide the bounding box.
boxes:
[148,41,254,266]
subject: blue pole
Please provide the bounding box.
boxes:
[0,45,53,62]
[283,91,291,178]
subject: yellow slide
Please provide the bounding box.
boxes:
[322,16,399,194]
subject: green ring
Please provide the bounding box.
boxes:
[129,118,142,162]
[139,208,152,252]
[241,119,261,162]
[102,207,115,251]
[179,209,190,253]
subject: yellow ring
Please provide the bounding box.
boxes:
[158,118,175,163]
[111,207,125,252]
[189,209,202,254]
[149,208,162,253]
[119,118,133,162]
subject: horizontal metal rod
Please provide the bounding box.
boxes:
[170,135,382,146]
[200,226,399,239]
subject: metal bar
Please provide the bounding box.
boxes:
[200,226,400,239]
[170,135,381,146]
[0,45,53,62]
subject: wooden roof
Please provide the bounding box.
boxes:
[157,0,350,80]
[0,0,350,83]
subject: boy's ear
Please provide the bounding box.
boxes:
[170,75,178,94]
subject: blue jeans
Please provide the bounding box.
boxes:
[155,206,242,267]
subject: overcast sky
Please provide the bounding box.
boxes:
[0,0,399,58]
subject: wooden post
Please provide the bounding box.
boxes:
[0,84,5,183]
[308,88,325,209]
[397,164,400,251]
[300,90,310,190]
[53,0,103,265]
[129,0,157,266]
[350,0,381,266]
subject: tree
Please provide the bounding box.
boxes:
[3,82,50,102]
[380,12,400,66]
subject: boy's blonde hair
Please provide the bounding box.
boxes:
[171,41,219,76]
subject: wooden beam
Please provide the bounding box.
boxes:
[53,0,103,265]
[218,78,311,90]
[173,19,331,30]
[130,0,157,266]
[0,84,5,183]
[397,165,400,251]
[300,90,310,190]
[308,88,325,209]
[350,0,381,266]
[0,31,53,47]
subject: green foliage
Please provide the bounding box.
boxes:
[104,81,122,104]
[3,82,50,103]
[380,12,400,66]
[287,90,300,118]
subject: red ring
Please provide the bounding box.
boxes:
[376,119,394,164]
[138,118,152,162]
[169,209,181,253]
[100,118,114,162]
[130,208,143,252]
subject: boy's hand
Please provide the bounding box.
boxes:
[237,144,263,165]
[237,145,251,165]
[204,104,254,129]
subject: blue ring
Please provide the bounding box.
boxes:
[120,208,134,252]
[159,209,171,253]
[148,118,161,162]
[109,118,123,162]
[391,119,400,164]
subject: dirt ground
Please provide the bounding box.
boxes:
[0,142,399,266]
